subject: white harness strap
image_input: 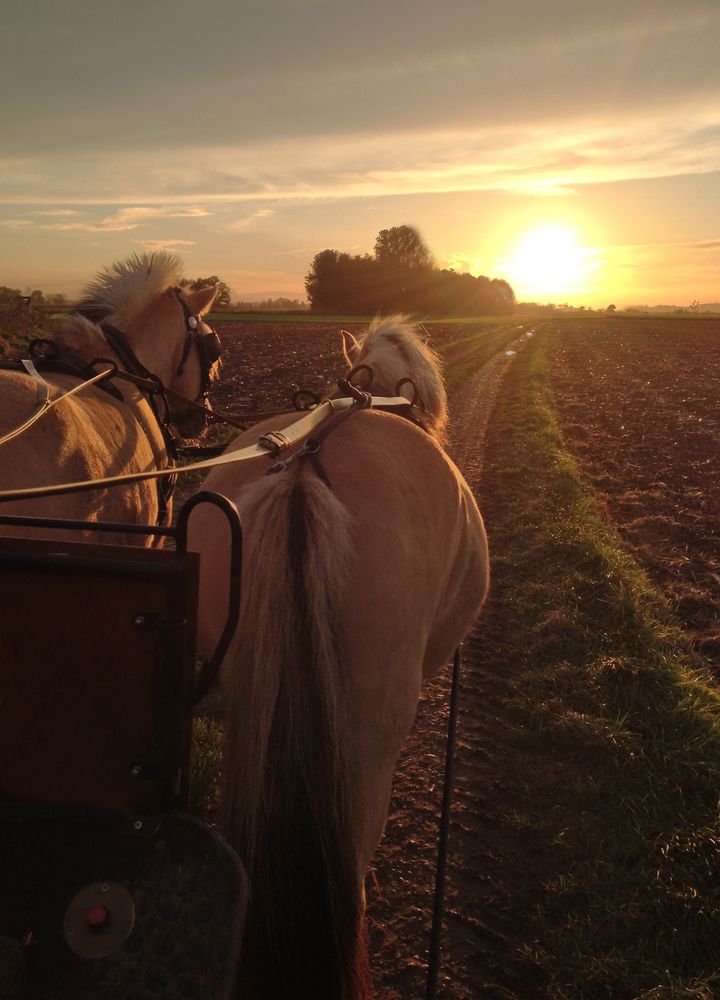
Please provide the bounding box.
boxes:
[0,395,414,503]
[0,362,113,449]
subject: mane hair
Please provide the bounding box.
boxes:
[80,252,184,327]
[350,316,447,438]
[53,314,109,358]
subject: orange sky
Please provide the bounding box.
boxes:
[1,1,718,308]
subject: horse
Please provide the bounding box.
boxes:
[189,317,489,997]
[0,252,220,544]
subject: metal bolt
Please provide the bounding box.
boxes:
[133,820,143,831]
[100,884,109,893]
[133,615,146,627]
[130,764,143,778]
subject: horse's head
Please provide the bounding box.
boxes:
[163,284,222,438]
[79,254,223,440]
[340,316,447,438]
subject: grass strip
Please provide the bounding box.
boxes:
[479,327,720,998]
[440,324,529,394]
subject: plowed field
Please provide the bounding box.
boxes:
[549,317,720,671]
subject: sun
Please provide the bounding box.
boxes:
[504,225,592,299]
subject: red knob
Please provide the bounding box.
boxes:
[86,905,110,929]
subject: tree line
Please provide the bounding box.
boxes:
[304,225,515,316]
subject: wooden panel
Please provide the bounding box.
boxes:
[0,539,199,817]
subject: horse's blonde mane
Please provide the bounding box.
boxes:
[81,252,183,326]
[351,316,447,438]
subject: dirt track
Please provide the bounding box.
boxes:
[366,337,550,999]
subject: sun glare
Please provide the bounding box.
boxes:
[504,225,593,299]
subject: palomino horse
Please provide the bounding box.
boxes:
[0,253,220,543]
[190,317,489,998]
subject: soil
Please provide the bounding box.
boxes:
[548,318,720,672]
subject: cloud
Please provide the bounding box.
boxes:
[31,209,82,217]
[1,204,212,233]
[226,208,275,232]
[134,239,196,252]
[1,101,719,211]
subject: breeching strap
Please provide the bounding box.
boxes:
[426,646,463,999]
[0,394,415,503]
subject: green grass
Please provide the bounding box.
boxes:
[480,326,720,998]
[189,715,223,819]
[440,324,526,393]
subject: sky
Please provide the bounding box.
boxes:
[1,0,719,308]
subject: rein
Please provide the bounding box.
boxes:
[0,360,115,448]
[0,392,422,504]
[426,646,463,999]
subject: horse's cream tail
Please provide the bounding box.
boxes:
[221,468,370,998]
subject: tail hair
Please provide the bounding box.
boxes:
[221,468,369,996]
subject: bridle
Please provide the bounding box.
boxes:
[170,287,222,403]
[75,287,222,524]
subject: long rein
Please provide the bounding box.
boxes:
[0,382,420,504]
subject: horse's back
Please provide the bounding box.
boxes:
[195,406,488,865]
[197,405,487,650]
[0,370,163,541]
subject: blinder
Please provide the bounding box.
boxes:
[171,288,222,400]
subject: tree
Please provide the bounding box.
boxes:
[180,275,231,309]
[374,225,433,270]
[304,226,516,316]
[606,303,616,312]
[0,286,22,305]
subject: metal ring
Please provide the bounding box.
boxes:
[303,437,321,454]
[345,363,374,388]
[292,389,322,411]
[395,377,420,406]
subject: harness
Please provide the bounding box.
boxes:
[264,366,429,487]
[0,377,428,507]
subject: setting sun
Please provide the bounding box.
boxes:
[503,225,597,300]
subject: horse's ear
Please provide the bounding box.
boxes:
[184,284,218,316]
[341,329,360,366]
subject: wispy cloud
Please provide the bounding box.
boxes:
[226,208,275,232]
[2,101,719,210]
[31,209,82,217]
[134,239,196,253]
[2,205,211,232]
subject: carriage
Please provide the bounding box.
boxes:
[0,254,489,998]
[0,494,247,999]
